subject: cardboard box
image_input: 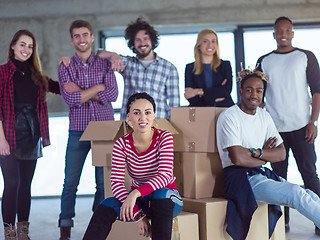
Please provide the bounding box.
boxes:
[170,107,226,153]
[107,211,199,240]
[182,198,269,240]
[174,152,224,199]
[81,119,178,166]
[270,206,285,240]
[172,211,199,240]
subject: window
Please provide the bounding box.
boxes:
[244,27,320,69]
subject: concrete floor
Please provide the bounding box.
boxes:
[0,196,92,240]
[0,195,319,240]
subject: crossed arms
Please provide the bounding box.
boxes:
[228,137,286,168]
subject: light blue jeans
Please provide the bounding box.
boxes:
[101,188,183,221]
[248,173,320,228]
[59,131,104,227]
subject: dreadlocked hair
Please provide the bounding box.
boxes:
[237,63,268,89]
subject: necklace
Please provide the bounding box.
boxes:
[15,67,25,75]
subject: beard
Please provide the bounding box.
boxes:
[136,46,153,59]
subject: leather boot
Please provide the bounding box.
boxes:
[59,226,71,240]
[83,204,117,240]
[150,199,175,240]
[16,221,30,240]
[4,223,17,240]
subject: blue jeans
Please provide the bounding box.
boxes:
[101,188,183,221]
[248,173,320,228]
[271,126,320,225]
[59,131,104,227]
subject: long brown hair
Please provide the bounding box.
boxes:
[8,29,48,101]
[193,29,221,75]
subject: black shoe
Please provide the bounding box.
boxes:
[285,223,290,233]
[83,204,117,240]
[60,226,71,240]
[315,226,320,236]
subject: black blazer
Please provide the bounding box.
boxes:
[185,60,234,107]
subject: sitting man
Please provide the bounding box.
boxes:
[216,67,320,240]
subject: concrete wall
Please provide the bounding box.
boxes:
[1,0,320,112]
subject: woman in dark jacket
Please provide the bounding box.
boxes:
[184,29,234,107]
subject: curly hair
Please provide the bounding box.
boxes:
[237,64,268,89]
[124,17,159,54]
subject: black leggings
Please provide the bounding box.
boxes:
[0,157,37,226]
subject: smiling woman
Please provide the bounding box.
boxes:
[184,29,235,108]
[126,92,156,138]
[11,35,33,62]
[83,92,183,240]
[0,29,59,240]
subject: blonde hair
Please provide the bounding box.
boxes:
[193,29,221,75]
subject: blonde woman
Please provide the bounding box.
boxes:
[185,29,234,107]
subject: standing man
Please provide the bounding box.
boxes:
[257,16,320,234]
[216,68,320,240]
[99,17,180,119]
[58,20,118,240]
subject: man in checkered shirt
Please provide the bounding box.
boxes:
[99,17,180,120]
[57,19,118,240]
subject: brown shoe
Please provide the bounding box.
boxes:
[16,221,30,240]
[59,226,71,240]
[4,223,17,240]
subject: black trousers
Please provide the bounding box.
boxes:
[0,157,37,225]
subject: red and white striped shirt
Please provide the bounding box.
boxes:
[111,128,177,213]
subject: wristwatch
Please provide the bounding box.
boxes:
[309,120,318,126]
[249,148,257,158]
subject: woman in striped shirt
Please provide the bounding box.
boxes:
[83,92,183,240]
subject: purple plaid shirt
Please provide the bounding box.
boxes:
[58,53,118,131]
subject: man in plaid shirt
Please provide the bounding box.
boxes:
[99,17,180,120]
[57,20,118,240]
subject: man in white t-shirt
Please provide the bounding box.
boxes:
[256,16,320,234]
[216,68,320,239]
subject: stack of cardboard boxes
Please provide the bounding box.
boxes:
[170,107,285,240]
[81,119,200,240]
